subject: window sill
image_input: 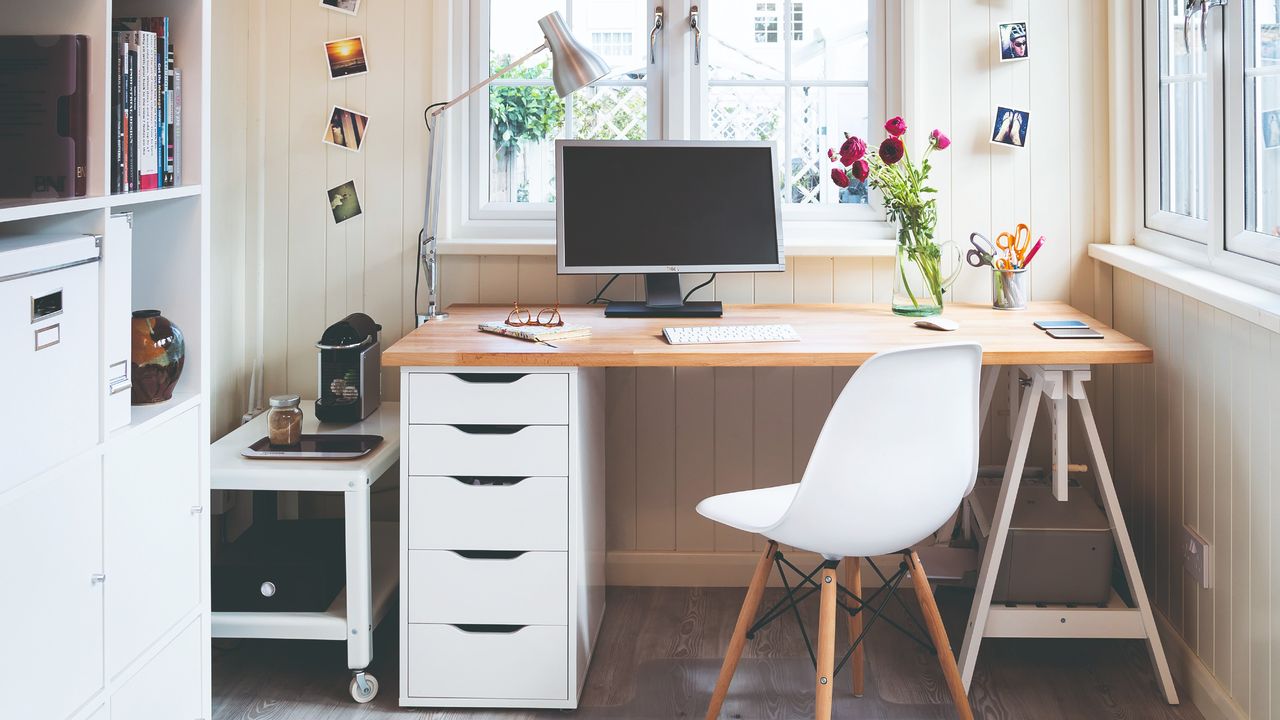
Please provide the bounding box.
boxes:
[1089,243,1280,333]
[438,237,897,258]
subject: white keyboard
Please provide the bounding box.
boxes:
[662,323,800,345]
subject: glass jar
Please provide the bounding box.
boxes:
[267,394,303,446]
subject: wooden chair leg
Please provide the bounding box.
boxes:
[705,541,778,720]
[908,551,973,720]
[815,562,838,720]
[845,557,864,697]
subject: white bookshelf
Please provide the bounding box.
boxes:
[0,1,211,719]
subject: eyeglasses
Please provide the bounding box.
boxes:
[505,302,564,328]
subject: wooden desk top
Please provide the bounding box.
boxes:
[383,303,1152,368]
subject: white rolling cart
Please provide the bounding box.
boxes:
[209,402,399,703]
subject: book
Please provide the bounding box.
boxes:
[478,321,593,343]
[110,19,178,193]
[0,35,89,198]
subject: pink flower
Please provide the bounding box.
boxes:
[930,128,951,150]
[827,148,837,162]
[851,159,870,183]
[878,136,905,165]
[830,168,850,188]
[884,116,908,137]
[839,135,867,165]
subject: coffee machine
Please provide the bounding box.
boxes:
[315,312,381,423]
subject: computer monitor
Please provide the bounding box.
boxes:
[556,140,785,318]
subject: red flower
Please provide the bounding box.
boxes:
[827,148,837,162]
[851,159,870,183]
[884,116,908,137]
[839,135,866,165]
[830,168,850,188]
[878,137,905,165]
[930,128,951,150]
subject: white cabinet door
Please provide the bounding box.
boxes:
[104,408,201,678]
[110,619,202,720]
[0,454,104,720]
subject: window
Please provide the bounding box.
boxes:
[591,31,635,57]
[1141,0,1280,282]
[456,0,886,242]
[755,3,780,43]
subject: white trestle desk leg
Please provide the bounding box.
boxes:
[958,366,1043,688]
[1069,370,1179,704]
[1045,371,1070,502]
[936,366,1003,545]
[345,484,373,671]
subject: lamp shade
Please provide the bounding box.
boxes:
[538,11,611,98]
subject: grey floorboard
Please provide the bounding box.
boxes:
[213,586,1205,720]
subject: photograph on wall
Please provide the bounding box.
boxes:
[325,36,369,79]
[323,106,369,152]
[1263,109,1280,150]
[320,0,361,15]
[328,180,363,224]
[991,106,1030,148]
[999,22,1028,62]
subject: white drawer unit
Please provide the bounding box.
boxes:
[408,372,569,425]
[407,624,568,701]
[110,619,203,720]
[407,424,569,477]
[400,368,605,710]
[408,476,568,551]
[407,550,567,625]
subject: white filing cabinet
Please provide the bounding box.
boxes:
[399,368,605,709]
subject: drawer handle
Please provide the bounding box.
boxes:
[453,624,524,634]
[452,550,526,560]
[453,424,525,435]
[452,476,528,486]
[453,373,526,384]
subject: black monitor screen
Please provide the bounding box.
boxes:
[558,143,782,271]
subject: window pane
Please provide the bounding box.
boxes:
[490,0,563,80]
[789,87,868,204]
[487,0,650,205]
[1158,0,1208,221]
[1246,2,1280,240]
[708,3,785,80]
[791,0,869,82]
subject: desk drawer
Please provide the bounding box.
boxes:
[408,476,567,551]
[407,550,566,625]
[408,425,568,477]
[409,372,568,425]
[407,624,567,700]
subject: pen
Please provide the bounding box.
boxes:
[1022,236,1045,267]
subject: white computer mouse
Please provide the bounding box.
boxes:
[914,317,960,332]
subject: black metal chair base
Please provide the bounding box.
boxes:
[743,551,937,676]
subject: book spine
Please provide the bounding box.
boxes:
[164,18,174,187]
[128,41,138,192]
[174,69,182,186]
[154,18,166,188]
[113,34,122,193]
[140,31,158,190]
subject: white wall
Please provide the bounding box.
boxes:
[1109,268,1279,720]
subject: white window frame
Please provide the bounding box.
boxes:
[1135,0,1280,293]
[439,0,896,252]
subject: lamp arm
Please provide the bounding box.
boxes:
[429,40,549,118]
[416,39,550,324]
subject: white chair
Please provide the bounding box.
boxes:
[698,343,981,720]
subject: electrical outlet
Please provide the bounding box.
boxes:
[1183,525,1212,589]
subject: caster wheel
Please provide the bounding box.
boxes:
[349,672,379,703]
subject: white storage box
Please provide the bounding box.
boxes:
[0,234,101,490]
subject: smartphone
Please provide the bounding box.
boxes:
[1046,327,1105,339]
[1034,319,1088,330]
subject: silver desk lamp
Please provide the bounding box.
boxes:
[417,11,610,325]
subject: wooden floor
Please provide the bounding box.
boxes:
[213,586,1204,720]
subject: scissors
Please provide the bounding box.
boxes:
[996,223,1032,265]
[967,232,1017,270]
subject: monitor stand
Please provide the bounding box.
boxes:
[604,273,724,318]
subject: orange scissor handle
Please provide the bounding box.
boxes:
[996,223,1032,263]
